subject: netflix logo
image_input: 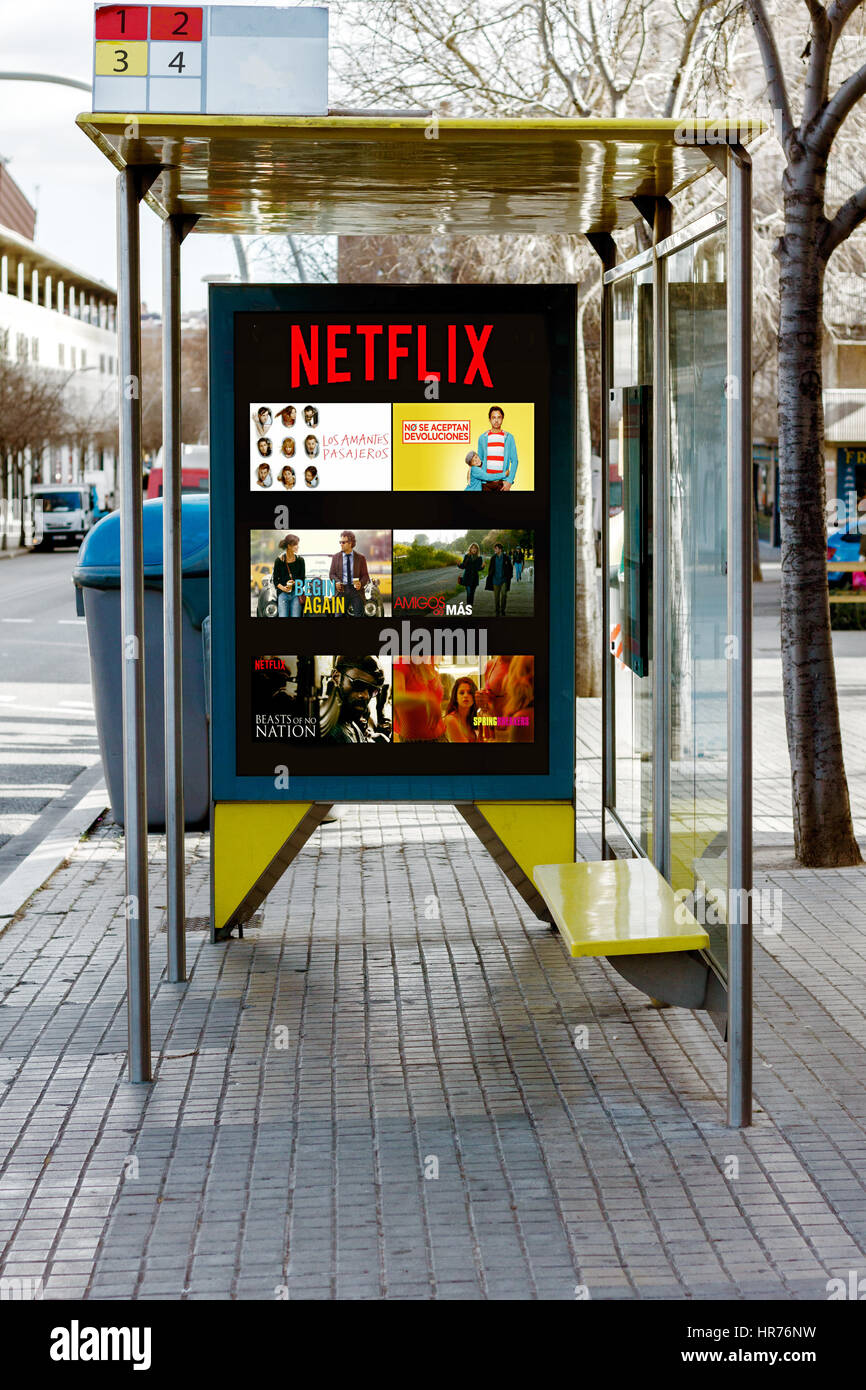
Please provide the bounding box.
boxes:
[289,322,494,389]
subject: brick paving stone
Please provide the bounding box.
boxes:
[1,653,866,1300]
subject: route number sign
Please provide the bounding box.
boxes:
[92,5,328,115]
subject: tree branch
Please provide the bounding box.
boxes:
[801,0,833,129]
[821,182,866,258]
[538,0,591,115]
[811,59,866,155]
[743,0,794,147]
[826,0,866,30]
[585,0,619,107]
[663,0,725,119]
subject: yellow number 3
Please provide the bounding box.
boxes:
[95,40,148,76]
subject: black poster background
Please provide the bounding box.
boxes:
[232,289,558,780]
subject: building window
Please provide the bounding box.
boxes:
[99,353,105,374]
[58,343,65,367]
[16,332,28,363]
[0,327,8,357]
[80,349,86,367]
[31,337,39,364]
[70,346,76,368]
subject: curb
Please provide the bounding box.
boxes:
[0,782,108,932]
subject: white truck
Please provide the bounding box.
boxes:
[30,483,100,549]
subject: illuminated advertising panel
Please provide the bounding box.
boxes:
[209,285,575,802]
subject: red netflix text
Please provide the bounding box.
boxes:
[289,323,494,389]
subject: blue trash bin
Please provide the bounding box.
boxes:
[73,495,210,830]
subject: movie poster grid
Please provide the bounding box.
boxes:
[247,397,537,751]
[250,402,391,492]
[252,654,534,746]
[249,402,534,494]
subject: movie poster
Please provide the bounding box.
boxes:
[392,403,534,492]
[250,529,392,618]
[392,655,534,743]
[249,401,391,491]
[392,529,534,619]
[252,654,392,744]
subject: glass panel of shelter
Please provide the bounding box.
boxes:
[604,224,728,977]
[667,229,728,971]
[608,265,653,858]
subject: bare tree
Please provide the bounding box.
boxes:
[327,1,747,703]
[63,386,117,484]
[140,317,209,456]
[0,356,69,546]
[249,235,336,283]
[741,0,866,865]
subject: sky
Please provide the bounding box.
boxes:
[395,531,474,545]
[0,0,331,311]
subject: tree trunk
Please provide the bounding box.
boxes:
[575,295,602,697]
[778,173,861,866]
[16,455,26,549]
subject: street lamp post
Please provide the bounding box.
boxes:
[0,73,91,93]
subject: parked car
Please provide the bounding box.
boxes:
[250,561,272,593]
[827,529,865,589]
[30,484,99,549]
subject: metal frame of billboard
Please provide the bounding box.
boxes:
[208,282,575,804]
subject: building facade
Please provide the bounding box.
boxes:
[0,172,118,514]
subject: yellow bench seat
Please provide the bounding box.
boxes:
[534,859,710,959]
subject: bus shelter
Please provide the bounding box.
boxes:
[76,112,758,1125]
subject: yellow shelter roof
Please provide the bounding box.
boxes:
[75,114,763,237]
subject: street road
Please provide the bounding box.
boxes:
[393,564,460,598]
[0,549,102,877]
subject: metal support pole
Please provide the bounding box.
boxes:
[651,200,672,881]
[586,232,617,856]
[163,215,186,983]
[117,168,151,1082]
[726,146,753,1128]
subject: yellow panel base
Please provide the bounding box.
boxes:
[534,859,709,958]
[213,801,313,930]
[474,801,575,886]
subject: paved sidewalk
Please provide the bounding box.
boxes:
[1,803,866,1301]
[2,558,866,1301]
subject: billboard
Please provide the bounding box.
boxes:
[209,285,575,802]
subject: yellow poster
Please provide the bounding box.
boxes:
[392,402,535,492]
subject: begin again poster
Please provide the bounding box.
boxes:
[210,285,575,800]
